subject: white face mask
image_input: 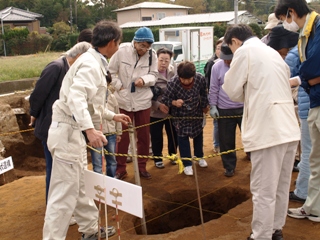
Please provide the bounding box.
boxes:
[283,11,299,32]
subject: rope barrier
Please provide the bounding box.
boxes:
[103,114,243,137]
[0,113,247,237]
[86,145,244,175]
[0,115,245,174]
[0,114,243,139]
[0,128,34,137]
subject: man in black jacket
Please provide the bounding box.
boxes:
[29,42,91,204]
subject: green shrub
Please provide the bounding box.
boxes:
[51,34,69,51]
[249,23,263,38]
[2,27,29,55]
[25,32,53,53]
[0,31,53,55]
[69,33,79,48]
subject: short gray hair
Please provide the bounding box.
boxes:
[64,42,92,58]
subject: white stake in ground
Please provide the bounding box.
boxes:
[193,157,207,240]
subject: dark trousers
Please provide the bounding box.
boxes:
[178,131,204,167]
[217,107,243,171]
[150,117,178,163]
[42,141,52,204]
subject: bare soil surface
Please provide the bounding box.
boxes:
[0,92,319,240]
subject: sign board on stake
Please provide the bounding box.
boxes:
[0,156,14,175]
[84,169,143,218]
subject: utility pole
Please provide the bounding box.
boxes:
[0,13,6,56]
[234,0,239,24]
[74,0,77,27]
[69,0,73,33]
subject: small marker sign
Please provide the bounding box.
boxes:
[0,156,14,175]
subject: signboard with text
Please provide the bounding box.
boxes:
[0,156,14,175]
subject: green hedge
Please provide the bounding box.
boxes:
[0,28,53,55]
[122,27,160,43]
[0,23,264,55]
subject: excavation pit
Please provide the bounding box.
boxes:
[133,187,250,235]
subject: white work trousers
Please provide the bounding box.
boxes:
[250,141,298,240]
[43,114,98,240]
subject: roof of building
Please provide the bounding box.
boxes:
[0,7,43,22]
[120,11,263,28]
[113,1,191,12]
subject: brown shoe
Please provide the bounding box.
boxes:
[139,171,152,180]
[115,171,127,180]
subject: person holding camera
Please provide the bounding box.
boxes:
[150,48,178,169]
[108,27,158,180]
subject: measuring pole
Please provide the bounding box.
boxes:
[128,123,147,235]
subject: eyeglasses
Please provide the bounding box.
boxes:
[136,42,151,51]
[159,59,170,63]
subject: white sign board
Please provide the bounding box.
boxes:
[0,156,14,175]
[84,169,143,218]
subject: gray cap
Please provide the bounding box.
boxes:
[219,43,233,60]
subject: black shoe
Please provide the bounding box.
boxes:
[292,166,299,172]
[224,169,234,177]
[272,229,283,240]
[246,152,251,161]
[289,191,306,203]
[246,229,283,240]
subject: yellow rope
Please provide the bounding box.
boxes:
[0,128,34,137]
[0,115,243,137]
[87,145,244,175]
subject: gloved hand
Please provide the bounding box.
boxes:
[210,105,219,118]
[289,76,301,87]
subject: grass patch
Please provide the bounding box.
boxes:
[0,52,63,82]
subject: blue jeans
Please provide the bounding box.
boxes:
[213,119,219,147]
[42,141,52,204]
[294,118,311,199]
[90,134,117,177]
[178,131,203,167]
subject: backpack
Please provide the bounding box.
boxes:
[204,59,215,90]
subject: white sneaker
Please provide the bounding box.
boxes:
[184,166,193,176]
[69,216,77,226]
[199,159,208,168]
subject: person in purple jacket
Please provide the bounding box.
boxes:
[208,43,243,177]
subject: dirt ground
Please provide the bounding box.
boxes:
[0,92,319,240]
